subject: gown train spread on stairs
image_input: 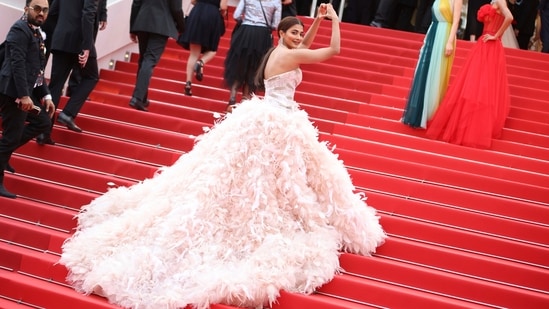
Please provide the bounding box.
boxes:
[59,68,387,309]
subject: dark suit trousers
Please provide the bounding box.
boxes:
[372,0,398,27]
[47,51,99,133]
[132,32,168,102]
[0,93,51,183]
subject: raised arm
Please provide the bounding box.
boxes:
[292,4,340,64]
[492,0,514,40]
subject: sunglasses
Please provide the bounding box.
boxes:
[29,5,49,14]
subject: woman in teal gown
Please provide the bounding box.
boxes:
[402,0,462,128]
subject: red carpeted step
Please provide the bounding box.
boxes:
[339,254,549,308]
[9,155,135,194]
[507,64,549,81]
[91,84,227,112]
[0,297,36,309]
[3,243,66,284]
[77,101,213,138]
[0,198,75,233]
[509,105,549,124]
[53,114,198,152]
[318,273,488,309]
[77,97,219,129]
[272,290,377,309]
[117,58,414,101]
[336,148,547,204]
[16,142,159,181]
[332,123,549,170]
[159,47,417,83]
[506,116,549,135]
[0,218,68,253]
[0,245,22,272]
[0,270,120,309]
[52,82,549,154]
[371,238,549,296]
[30,127,181,167]
[343,113,549,151]
[100,68,229,102]
[98,72,364,117]
[3,177,97,211]
[352,170,549,226]
[379,214,549,268]
[321,133,549,188]
[368,192,548,246]
[85,93,222,124]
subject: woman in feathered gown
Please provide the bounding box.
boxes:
[401,0,462,128]
[426,0,513,148]
[59,5,386,309]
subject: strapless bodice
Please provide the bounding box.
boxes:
[263,68,302,110]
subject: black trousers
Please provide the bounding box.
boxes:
[0,93,51,183]
[132,32,168,102]
[46,50,99,134]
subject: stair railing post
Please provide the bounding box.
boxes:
[310,0,317,17]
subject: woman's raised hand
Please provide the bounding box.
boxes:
[323,4,339,22]
[317,3,328,18]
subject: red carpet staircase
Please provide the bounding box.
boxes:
[1,18,548,309]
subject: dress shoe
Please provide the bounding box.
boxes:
[36,133,56,145]
[4,163,15,173]
[57,112,83,132]
[0,184,16,199]
[369,21,382,28]
[129,97,148,112]
[226,97,236,113]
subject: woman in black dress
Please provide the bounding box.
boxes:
[178,0,228,96]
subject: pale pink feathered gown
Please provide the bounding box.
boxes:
[60,68,386,309]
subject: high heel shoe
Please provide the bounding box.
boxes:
[226,98,236,113]
[194,60,204,81]
[184,81,192,96]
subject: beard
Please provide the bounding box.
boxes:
[27,14,45,27]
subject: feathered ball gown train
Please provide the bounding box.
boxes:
[60,68,386,309]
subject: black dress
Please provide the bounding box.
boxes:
[178,0,225,52]
[223,24,273,92]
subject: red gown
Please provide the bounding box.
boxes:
[425,4,511,149]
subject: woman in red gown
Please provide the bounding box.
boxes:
[425,0,513,148]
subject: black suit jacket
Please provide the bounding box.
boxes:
[130,0,185,39]
[0,19,49,100]
[48,0,99,57]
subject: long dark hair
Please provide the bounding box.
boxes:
[254,16,304,89]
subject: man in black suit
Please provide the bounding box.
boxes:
[128,0,185,111]
[38,0,99,144]
[0,0,55,198]
[464,0,491,41]
[66,0,108,97]
[507,0,540,50]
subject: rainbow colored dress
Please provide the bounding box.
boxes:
[402,0,456,128]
